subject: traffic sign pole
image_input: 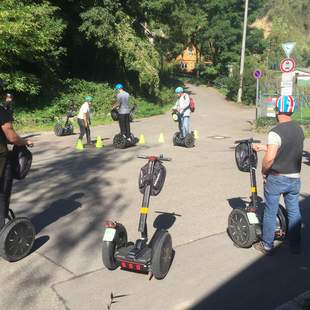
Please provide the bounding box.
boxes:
[256,78,259,120]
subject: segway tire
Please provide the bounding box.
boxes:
[113,134,127,149]
[54,123,64,136]
[184,133,195,148]
[102,223,128,270]
[151,230,173,280]
[228,208,257,248]
[275,204,287,240]
[65,122,74,135]
[0,217,35,262]
[173,132,180,146]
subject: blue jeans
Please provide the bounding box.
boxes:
[262,175,301,249]
[179,116,190,137]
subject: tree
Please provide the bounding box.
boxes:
[0,0,65,95]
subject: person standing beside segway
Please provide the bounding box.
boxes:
[77,96,92,145]
[253,96,304,254]
[173,87,191,138]
[0,106,33,230]
[113,83,132,141]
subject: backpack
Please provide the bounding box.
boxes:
[10,145,32,180]
[189,97,196,112]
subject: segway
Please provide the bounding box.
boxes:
[54,106,75,136]
[0,145,35,262]
[227,138,287,248]
[110,104,136,122]
[172,110,195,148]
[102,155,173,280]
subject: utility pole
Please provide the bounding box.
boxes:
[237,0,249,103]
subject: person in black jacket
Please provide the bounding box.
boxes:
[0,106,33,230]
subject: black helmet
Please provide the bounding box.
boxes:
[235,142,257,172]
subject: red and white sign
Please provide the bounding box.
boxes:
[280,58,296,73]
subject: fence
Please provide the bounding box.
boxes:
[258,94,310,123]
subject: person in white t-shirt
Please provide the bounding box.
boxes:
[172,87,191,137]
[77,96,92,144]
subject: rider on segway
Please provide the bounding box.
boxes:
[0,106,33,231]
[113,83,132,142]
[173,87,191,139]
[252,96,304,254]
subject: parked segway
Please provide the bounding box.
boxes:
[0,145,35,262]
[54,105,75,136]
[227,138,287,248]
[102,154,173,280]
[172,110,195,148]
[110,104,136,122]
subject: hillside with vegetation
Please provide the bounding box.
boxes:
[0,0,309,130]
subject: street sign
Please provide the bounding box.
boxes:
[282,42,296,58]
[281,81,293,88]
[252,69,262,79]
[280,58,296,73]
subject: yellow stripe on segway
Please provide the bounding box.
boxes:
[140,207,148,214]
[251,187,257,193]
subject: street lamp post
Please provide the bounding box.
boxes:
[237,0,249,103]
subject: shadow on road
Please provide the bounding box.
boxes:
[31,192,84,234]
[3,143,149,308]
[193,194,310,310]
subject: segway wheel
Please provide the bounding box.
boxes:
[228,209,257,248]
[130,133,138,145]
[275,204,287,239]
[54,123,64,136]
[102,223,127,270]
[129,113,134,123]
[0,217,35,262]
[184,133,195,148]
[113,134,127,149]
[66,122,74,135]
[151,230,173,280]
[173,132,180,146]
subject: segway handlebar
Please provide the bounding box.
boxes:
[235,138,261,144]
[137,155,172,162]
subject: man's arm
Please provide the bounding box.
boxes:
[262,144,278,175]
[1,122,33,146]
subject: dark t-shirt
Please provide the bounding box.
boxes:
[270,121,304,174]
[0,105,13,159]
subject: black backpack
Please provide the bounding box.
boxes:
[138,161,166,196]
[235,142,257,173]
[10,145,32,179]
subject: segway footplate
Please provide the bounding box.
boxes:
[116,245,151,273]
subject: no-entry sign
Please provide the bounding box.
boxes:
[252,69,262,79]
[280,58,296,73]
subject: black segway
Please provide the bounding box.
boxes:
[227,138,287,248]
[113,133,138,149]
[172,110,195,148]
[0,145,35,262]
[102,155,173,280]
[54,105,75,136]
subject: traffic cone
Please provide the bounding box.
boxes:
[96,136,103,148]
[158,133,165,144]
[138,134,145,145]
[194,130,200,140]
[76,139,84,151]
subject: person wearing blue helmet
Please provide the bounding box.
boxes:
[172,86,191,137]
[113,83,132,140]
[77,95,93,144]
[253,95,304,255]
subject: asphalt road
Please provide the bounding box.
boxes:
[1,85,309,310]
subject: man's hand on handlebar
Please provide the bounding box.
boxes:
[252,143,267,152]
[26,140,34,147]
